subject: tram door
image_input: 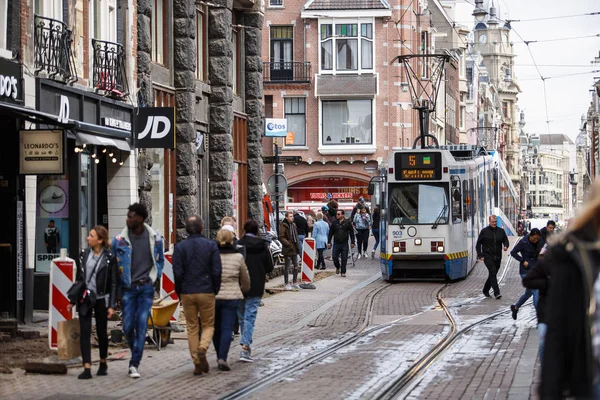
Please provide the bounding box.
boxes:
[368,176,387,276]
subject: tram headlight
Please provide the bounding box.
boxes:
[437,246,444,253]
[414,238,422,245]
[393,241,400,253]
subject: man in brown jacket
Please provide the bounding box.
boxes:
[279,211,300,291]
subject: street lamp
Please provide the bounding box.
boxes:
[569,169,578,213]
[472,0,488,22]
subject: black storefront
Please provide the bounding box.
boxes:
[0,57,25,321]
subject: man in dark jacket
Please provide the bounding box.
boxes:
[522,243,549,361]
[476,215,509,299]
[279,211,300,290]
[172,215,222,376]
[327,209,355,277]
[539,220,556,244]
[237,220,274,363]
[509,228,541,320]
[293,209,308,254]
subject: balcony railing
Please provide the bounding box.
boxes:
[34,15,77,83]
[263,62,311,84]
[92,39,129,98]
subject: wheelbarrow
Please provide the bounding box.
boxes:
[147,291,179,350]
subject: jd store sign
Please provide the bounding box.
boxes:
[134,107,176,149]
[0,58,23,104]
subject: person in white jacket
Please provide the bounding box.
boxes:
[313,212,330,270]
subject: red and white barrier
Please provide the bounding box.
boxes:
[48,253,76,349]
[161,254,180,322]
[301,237,316,283]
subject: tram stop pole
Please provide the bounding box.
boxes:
[299,235,316,289]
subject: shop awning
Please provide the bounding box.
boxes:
[75,132,131,151]
[0,101,132,142]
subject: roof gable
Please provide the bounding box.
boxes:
[304,0,389,10]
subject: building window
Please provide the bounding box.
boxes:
[421,31,429,78]
[270,26,293,80]
[284,98,306,146]
[265,95,273,118]
[233,115,248,225]
[152,0,166,64]
[196,6,207,81]
[0,0,7,51]
[35,0,63,20]
[322,99,372,145]
[320,22,373,73]
[231,25,241,95]
[459,105,466,130]
[269,0,283,6]
[502,101,510,119]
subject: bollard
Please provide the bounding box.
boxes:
[48,248,76,349]
[160,254,180,322]
[300,237,316,289]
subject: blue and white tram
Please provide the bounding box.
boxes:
[368,145,518,281]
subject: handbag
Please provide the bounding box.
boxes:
[67,250,104,305]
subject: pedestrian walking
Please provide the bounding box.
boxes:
[112,203,164,379]
[371,206,380,258]
[67,226,117,379]
[522,242,550,361]
[326,196,339,219]
[293,209,308,254]
[540,181,600,398]
[350,197,370,220]
[476,215,509,299]
[327,209,355,277]
[279,211,301,290]
[313,212,330,270]
[172,215,222,376]
[237,220,274,363]
[353,206,371,258]
[540,219,556,244]
[214,228,250,371]
[320,205,331,226]
[221,217,244,336]
[509,228,542,320]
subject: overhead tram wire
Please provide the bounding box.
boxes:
[507,12,600,23]
[518,70,600,81]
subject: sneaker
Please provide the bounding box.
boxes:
[218,359,231,371]
[357,253,361,259]
[78,368,92,379]
[240,350,253,363]
[510,305,518,320]
[198,350,209,373]
[284,284,293,291]
[371,250,375,258]
[336,268,340,275]
[341,273,346,277]
[97,362,107,376]
[495,294,502,300]
[483,291,491,298]
[128,366,140,379]
[292,283,301,290]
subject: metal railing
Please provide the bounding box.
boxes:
[34,15,77,83]
[92,39,129,97]
[263,62,311,83]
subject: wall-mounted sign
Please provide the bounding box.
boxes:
[134,107,176,148]
[102,117,132,131]
[19,130,65,175]
[264,118,288,137]
[0,58,23,103]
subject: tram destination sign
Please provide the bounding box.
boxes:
[263,156,302,164]
[395,152,442,180]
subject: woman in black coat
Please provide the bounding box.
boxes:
[539,181,600,399]
[67,225,118,379]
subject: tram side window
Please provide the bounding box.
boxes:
[470,178,475,220]
[462,179,470,221]
[451,178,462,223]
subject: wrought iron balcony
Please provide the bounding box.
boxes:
[92,39,129,98]
[263,62,311,84]
[34,15,77,83]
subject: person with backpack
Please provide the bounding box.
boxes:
[509,228,542,320]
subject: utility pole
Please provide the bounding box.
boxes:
[274,142,280,236]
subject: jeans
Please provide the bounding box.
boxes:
[121,282,154,368]
[298,234,306,254]
[515,274,539,309]
[79,298,108,365]
[356,229,369,254]
[284,255,298,284]
[213,299,239,361]
[537,322,547,363]
[181,293,215,364]
[316,248,326,269]
[332,242,349,274]
[238,297,261,348]
[483,258,501,296]
[372,228,380,251]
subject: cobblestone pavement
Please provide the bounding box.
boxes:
[0,236,542,399]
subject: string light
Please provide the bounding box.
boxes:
[94,158,100,164]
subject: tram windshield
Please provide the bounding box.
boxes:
[388,183,449,225]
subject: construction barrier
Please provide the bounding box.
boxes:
[48,250,76,349]
[301,237,316,283]
[160,254,180,322]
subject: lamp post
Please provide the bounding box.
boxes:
[569,169,578,214]
[472,0,488,23]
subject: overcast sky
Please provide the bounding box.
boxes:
[454,0,600,141]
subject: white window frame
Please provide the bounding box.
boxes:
[195,6,207,81]
[318,97,377,155]
[152,0,165,64]
[283,97,307,147]
[35,0,63,21]
[0,0,8,55]
[318,18,375,75]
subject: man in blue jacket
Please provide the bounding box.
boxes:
[510,228,542,320]
[173,215,222,375]
[112,203,164,379]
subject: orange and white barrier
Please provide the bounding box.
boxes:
[48,250,76,349]
[161,254,180,322]
[301,237,316,283]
